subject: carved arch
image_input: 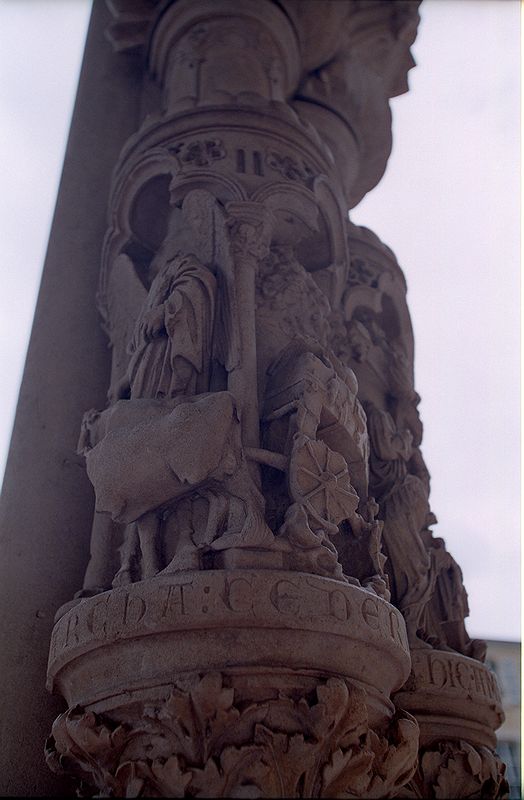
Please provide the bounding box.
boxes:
[99,147,181,310]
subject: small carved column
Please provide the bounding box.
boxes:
[225,202,273,455]
[41,1,504,797]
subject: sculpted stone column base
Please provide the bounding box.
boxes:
[46,571,419,797]
[393,649,509,799]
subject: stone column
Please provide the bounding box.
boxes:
[289,2,508,793]
[0,3,142,795]
[43,1,418,796]
[1,0,503,797]
[329,223,508,798]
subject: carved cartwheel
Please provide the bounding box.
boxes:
[288,434,359,531]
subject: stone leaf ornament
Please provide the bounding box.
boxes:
[46,672,419,798]
[396,740,509,799]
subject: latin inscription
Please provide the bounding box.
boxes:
[49,572,409,666]
[413,651,501,704]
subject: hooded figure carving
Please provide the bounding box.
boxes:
[127,248,216,401]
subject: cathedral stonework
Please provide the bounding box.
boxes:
[7,1,507,797]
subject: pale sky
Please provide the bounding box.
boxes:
[0,0,520,641]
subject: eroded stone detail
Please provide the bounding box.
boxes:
[171,138,227,167]
[45,1,507,795]
[265,150,315,184]
[330,222,489,662]
[333,224,507,795]
[404,650,502,706]
[397,740,509,799]
[46,673,418,799]
[47,573,411,685]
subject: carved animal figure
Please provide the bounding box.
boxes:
[81,393,241,583]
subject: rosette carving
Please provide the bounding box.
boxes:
[46,672,419,798]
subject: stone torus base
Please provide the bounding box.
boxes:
[46,571,419,797]
[393,649,509,799]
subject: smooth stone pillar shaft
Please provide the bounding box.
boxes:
[0,4,141,794]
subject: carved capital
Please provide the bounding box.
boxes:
[393,650,507,798]
[46,672,419,798]
[226,202,274,260]
[397,739,509,799]
[46,7,507,799]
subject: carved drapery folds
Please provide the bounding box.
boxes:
[46,0,507,797]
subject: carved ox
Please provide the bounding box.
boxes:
[80,392,241,580]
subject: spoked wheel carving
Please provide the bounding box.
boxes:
[288,435,359,530]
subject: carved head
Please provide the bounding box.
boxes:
[347,0,421,97]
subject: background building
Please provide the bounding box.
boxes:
[485,639,521,799]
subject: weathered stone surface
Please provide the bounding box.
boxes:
[0,0,504,796]
[397,740,508,799]
[47,570,415,796]
[48,572,410,708]
[46,672,418,799]
[395,650,504,747]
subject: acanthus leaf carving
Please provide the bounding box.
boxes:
[396,739,509,800]
[46,672,419,798]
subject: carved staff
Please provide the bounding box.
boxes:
[180,191,274,483]
[224,201,274,482]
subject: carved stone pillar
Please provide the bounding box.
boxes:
[41,1,506,797]
[395,650,507,798]
[327,222,508,798]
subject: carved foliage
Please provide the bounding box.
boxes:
[397,740,509,799]
[46,673,419,798]
[265,150,315,184]
[170,138,227,167]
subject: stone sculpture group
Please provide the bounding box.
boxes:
[43,1,507,796]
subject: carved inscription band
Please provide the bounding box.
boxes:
[48,571,410,721]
